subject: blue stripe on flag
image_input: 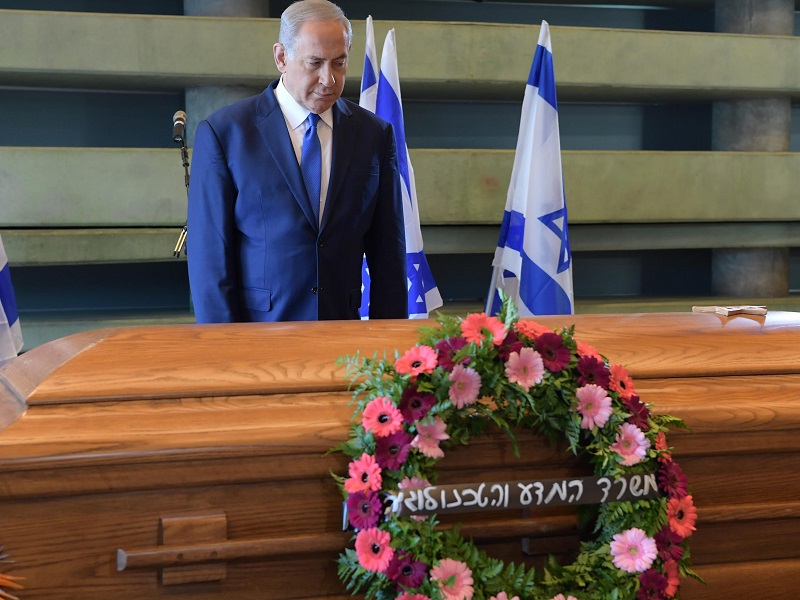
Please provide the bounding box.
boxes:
[361,55,377,92]
[0,261,19,326]
[528,43,557,111]
[497,210,525,254]
[520,251,572,314]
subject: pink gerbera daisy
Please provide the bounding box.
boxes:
[362,397,403,437]
[430,558,474,600]
[448,364,481,408]
[411,417,450,458]
[514,319,552,340]
[344,452,382,494]
[610,422,650,466]
[395,345,437,377]
[461,312,505,346]
[354,527,394,572]
[504,347,545,392]
[549,596,578,600]
[575,384,613,429]
[667,495,697,538]
[490,593,520,600]
[609,363,637,400]
[610,527,657,573]
[397,595,433,600]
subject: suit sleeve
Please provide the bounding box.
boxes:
[364,124,408,319]
[186,119,241,323]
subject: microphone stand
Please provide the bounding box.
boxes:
[173,133,189,258]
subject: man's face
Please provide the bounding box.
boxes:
[274,20,349,114]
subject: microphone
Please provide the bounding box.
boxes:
[172,110,187,144]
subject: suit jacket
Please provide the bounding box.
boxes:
[187,80,407,323]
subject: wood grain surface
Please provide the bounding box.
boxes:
[1,311,799,598]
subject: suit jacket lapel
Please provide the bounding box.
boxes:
[255,82,319,231]
[322,99,357,232]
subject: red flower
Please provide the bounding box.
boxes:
[535,332,571,372]
[395,345,437,377]
[667,495,697,538]
[610,363,637,400]
[514,319,552,339]
[461,312,505,346]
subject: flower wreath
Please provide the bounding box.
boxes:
[333,299,699,600]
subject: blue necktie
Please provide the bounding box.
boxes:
[301,113,322,224]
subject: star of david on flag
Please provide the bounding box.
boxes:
[487,21,574,317]
[358,18,443,319]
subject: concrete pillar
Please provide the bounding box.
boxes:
[711,0,793,297]
[183,0,270,144]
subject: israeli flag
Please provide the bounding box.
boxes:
[488,21,573,316]
[0,235,23,362]
[359,22,442,319]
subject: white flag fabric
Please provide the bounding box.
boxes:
[359,22,443,319]
[488,21,573,316]
[0,235,23,362]
[358,15,379,112]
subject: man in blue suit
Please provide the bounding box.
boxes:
[187,0,407,323]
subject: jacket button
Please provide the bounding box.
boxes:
[311,286,318,294]
[318,239,324,247]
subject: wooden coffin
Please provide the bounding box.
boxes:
[1,311,800,599]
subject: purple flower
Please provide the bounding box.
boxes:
[375,430,413,470]
[637,569,668,600]
[654,526,685,562]
[535,332,571,372]
[346,490,383,530]
[435,336,469,371]
[497,330,524,362]
[623,394,650,431]
[398,385,436,424]
[658,460,689,499]
[577,354,610,388]
[385,551,428,588]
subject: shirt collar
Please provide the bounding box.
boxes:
[276,76,334,130]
